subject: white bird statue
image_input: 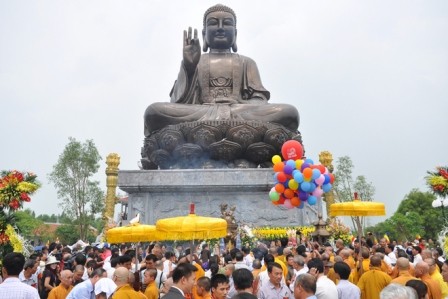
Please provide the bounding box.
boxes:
[129,213,140,225]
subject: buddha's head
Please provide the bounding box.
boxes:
[203,4,237,52]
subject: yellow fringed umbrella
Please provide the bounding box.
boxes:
[330,192,386,242]
[155,204,227,241]
[106,223,158,243]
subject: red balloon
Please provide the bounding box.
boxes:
[281,140,304,161]
[317,165,326,174]
[277,172,287,183]
[329,173,335,184]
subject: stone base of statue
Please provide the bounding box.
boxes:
[141,120,302,170]
[118,168,312,227]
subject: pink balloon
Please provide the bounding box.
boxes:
[283,199,294,209]
[312,188,324,198]
[315,174,325,186]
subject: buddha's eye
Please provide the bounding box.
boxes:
[207,18,219,26]
[223,19,234,26]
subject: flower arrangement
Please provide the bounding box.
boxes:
[0,170,39,265]
[252,226,315,241]
[327,217,353,245]
[426,166,448,198]
[0,170,40,210]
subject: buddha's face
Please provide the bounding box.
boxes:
[204,11,236,50]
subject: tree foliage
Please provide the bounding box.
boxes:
[48,137,104,241]
[368,189,442,242]
[333,156,376,237]
[15,208,43,240]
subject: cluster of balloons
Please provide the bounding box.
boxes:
[269,140,335,209]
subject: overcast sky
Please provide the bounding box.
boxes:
[1,1,447,226]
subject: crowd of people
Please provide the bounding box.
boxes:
[1,236,448,299]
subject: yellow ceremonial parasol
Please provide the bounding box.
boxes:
[155,204,227,241]
[106,223,158,243]
[330,192,386,242]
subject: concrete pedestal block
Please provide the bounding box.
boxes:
[118,169,311,227]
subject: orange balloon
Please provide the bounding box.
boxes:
[272,200,280,205]
[284,188,295,199]
[303,168,313,179]
[273,162,284,172]
[275,183,285,193]
[291,197,300,207]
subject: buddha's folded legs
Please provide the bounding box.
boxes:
[144,102,299,136]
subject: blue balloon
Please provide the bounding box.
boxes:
[323,174,330,184]
[312,169,321,180]
[286,159,296,169]
[301,181,311,192]
[308,195,317,205]
[322,183,332,193]
[305,158,314,165]
[293,172,304,183]
[297,200,305,209]
[273,173,279,183]
[308,182,317,193]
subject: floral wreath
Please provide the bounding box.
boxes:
[426,166,448,198]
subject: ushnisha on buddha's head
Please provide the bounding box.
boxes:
[202,4,237,52]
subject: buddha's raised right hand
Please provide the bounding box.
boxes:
[183,27,201,75]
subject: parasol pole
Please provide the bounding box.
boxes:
[189,203,195,264]
[133,242,140,291]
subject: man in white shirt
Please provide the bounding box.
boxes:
[307,258,338,299]
[289,255,308,292]
[384,244,397,266]
[0,252,39,299]
[412,246,423,265]
[163,251,177,277]
[242,247,254,271]
[333,261,360,299]
[19,258,39,289]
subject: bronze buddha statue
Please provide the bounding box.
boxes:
[142,4,301,169]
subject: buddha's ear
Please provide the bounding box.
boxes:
[232,29,238,52]
[202,29,209,52]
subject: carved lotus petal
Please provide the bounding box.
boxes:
[209,139,243,161]
[263,127,291,151]
[157,129,185,152]
[227,124,262,150]
[149,149,171,169]
[187,124,222,150]
[245,142,277,164]
[172,143,204,160]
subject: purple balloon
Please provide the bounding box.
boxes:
[298,191,309,201]
[301,163,310,171]
[283,164,294,175]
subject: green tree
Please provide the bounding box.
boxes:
[55,223,79,245]
[48,137,104,241]
[368,189,441,242]
[15,209,43,240]
[333,156,376,237]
